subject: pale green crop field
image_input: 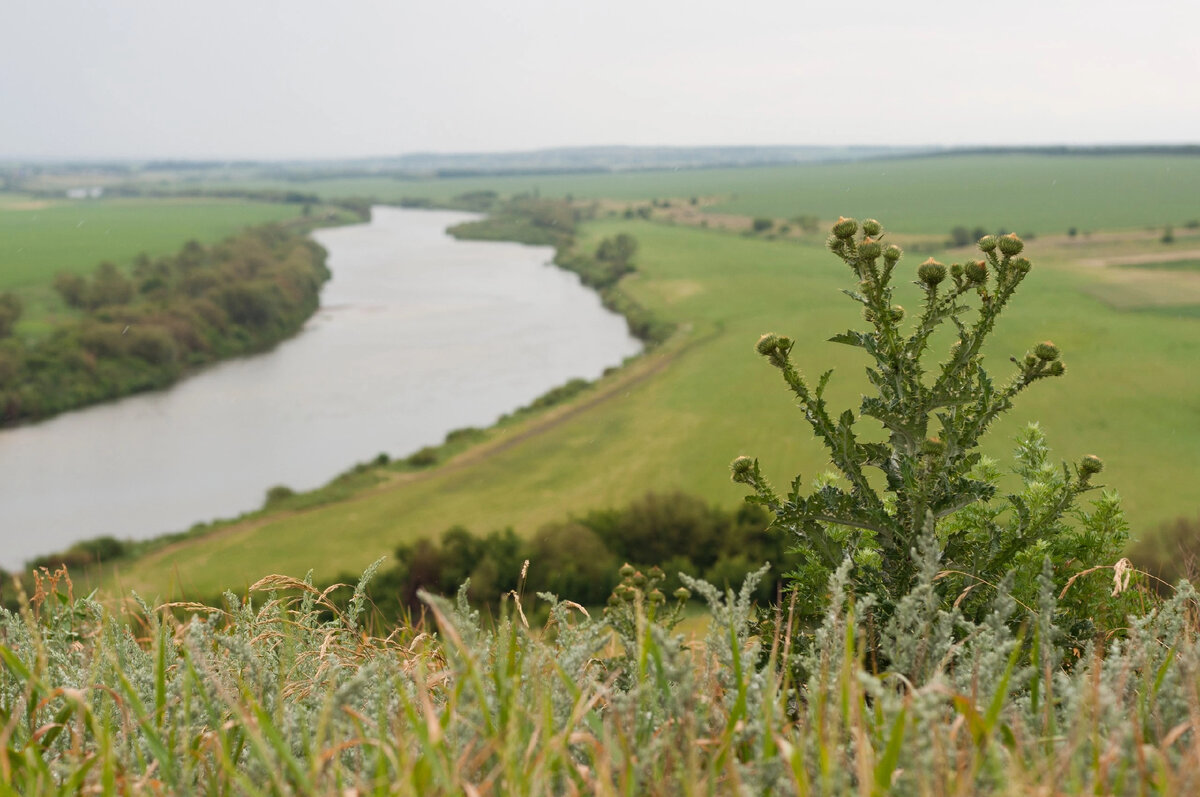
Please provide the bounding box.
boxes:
[229,154,1200,234]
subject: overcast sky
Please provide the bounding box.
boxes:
[2,0,1195,160]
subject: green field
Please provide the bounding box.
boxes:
[0,194,305,336]
[227,154,1200,234]
[109,211,1200,598]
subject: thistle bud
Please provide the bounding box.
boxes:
[730,456,754,481]
[607,594,619,607]
[1009,256,1031,275]
[862,219,882,236]
[755,333,780,356]
[998,233,1024,256]
[1080,455,1104,476]
[674,587,691,601]
[832,216,858,239]
[977,235,998,253]
[649,565,664,579]
[858,237,882,260]
[950,263,964,280]
[922,436,945,455]
[1048,361,1065,376]
[1023,354,1038,368]
[632,572,646,587]
[863,308,876,323]
[964,260,988,284]
[620,563,635,578]
[884,244,903,263]
[917,258,947,287]
[1034,341,1059,361]
[889,305,905,322]
[649,589,666,604]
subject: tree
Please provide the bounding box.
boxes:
[949,225,972,247]
[732,217,1126,633]
[54,274,87,308]
[752,217,774,233]
[0,292,22,338]
[595,233,638,266]
[85,262,134,309]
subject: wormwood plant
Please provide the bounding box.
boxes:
[732,217,1127,630]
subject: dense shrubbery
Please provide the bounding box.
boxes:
[0,225,330,425]
[328,491,790,619]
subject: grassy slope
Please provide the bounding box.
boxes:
[0,194,304,336]
[230,154,1200,233]
[110,215,1200,598]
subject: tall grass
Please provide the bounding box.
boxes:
[3,559,1200,794]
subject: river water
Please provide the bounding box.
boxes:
[0,207,642,570]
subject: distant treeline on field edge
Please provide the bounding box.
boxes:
[0,223,335,426]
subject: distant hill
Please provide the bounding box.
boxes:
[374,145,932,175]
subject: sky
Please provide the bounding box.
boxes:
[1,0,1196,160]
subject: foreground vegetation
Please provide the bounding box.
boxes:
[4,555,1198,795]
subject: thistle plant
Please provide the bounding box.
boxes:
[732,217,1126,630]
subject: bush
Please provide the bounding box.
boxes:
[407,447,439,468]
[751,217,773,233]
[734,217,1128,640]
[264,484,296,507]
[0,292,22,338]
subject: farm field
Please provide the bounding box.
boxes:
[223,154,1200,234]
[0,194,306,336]
[107,203,1200,599]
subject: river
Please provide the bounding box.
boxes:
[0,207,642,570]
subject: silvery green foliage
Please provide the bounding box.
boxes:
[6,563,1200,793]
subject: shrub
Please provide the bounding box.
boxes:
[406,446,439,468]
[0,292,22,338]
[264,484,296,507]
[751,217,773,233]
[733,217,1128,639]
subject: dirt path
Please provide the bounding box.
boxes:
[127,324,718,571]
[1076,248,1200,268]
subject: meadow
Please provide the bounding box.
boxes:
[0,194,306,337]
[225,154,1200,234]
[106,205,1200,599]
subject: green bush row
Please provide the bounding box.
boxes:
[0,224,330,426]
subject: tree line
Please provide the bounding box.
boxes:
[0,224,331,425]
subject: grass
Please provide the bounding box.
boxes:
[221,154,1200,234]
[7,557,1200,794]
[106,216,1200,599]
[0,194,305,336]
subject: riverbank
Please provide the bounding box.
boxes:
[0,202,368,427]
[1,206,642,578]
